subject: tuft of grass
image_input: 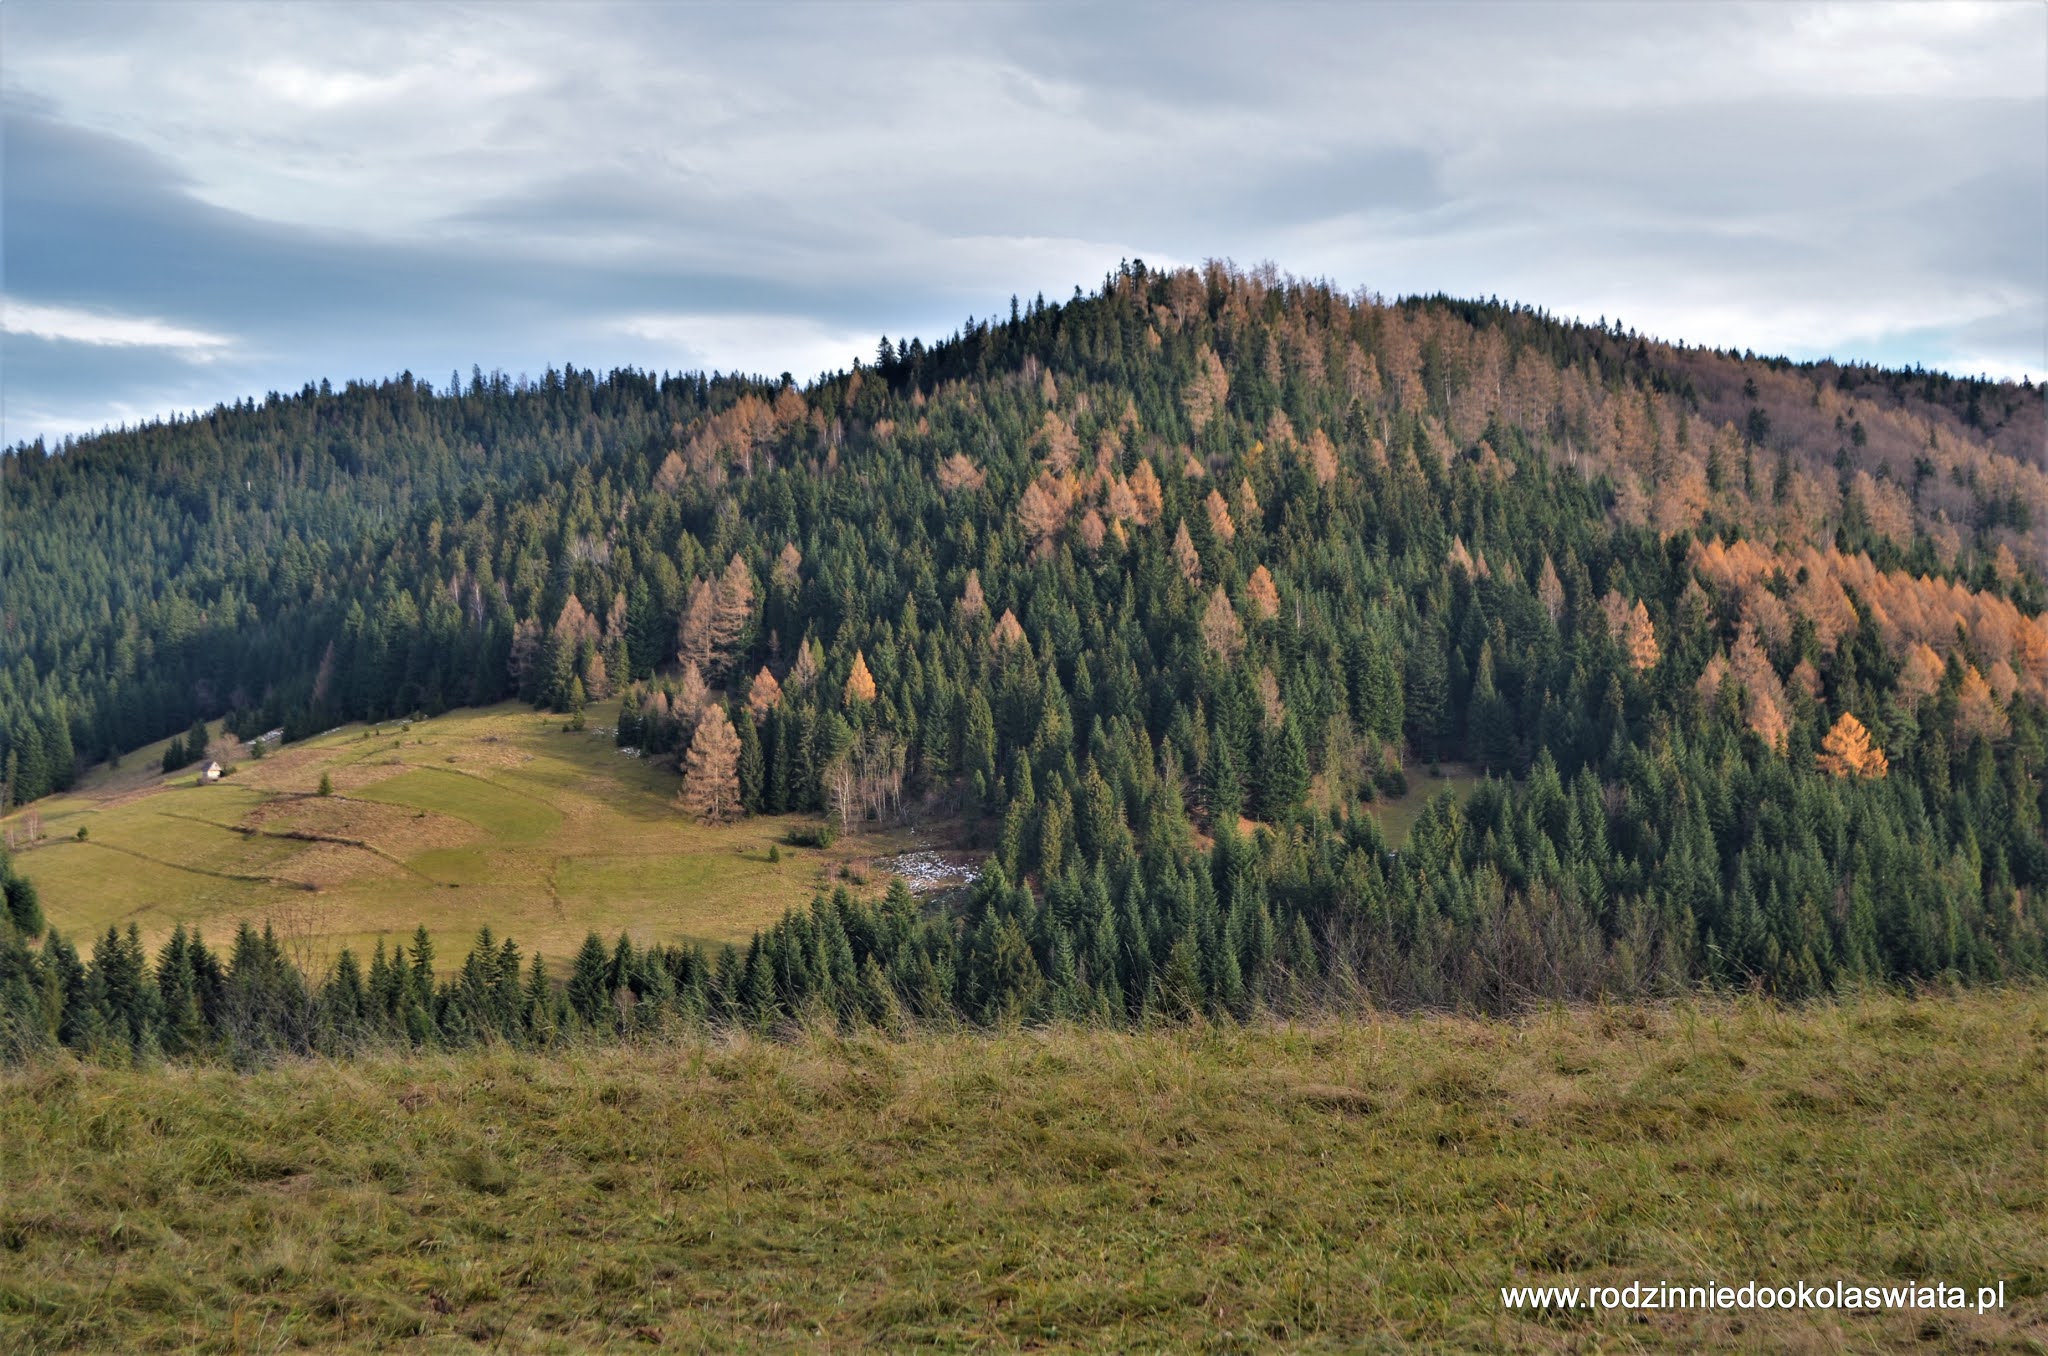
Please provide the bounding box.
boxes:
[448,1145,514,1196]
[1,988,2043,1352]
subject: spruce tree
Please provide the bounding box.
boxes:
[567,933,612,1027]
[1258,715,1309,819]
[1207,730,1244,827]
[736,705,765,813]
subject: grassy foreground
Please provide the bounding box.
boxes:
[2,990,2044,1354]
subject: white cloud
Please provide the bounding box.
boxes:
[607,312,873,381]
[2,298,233,358]
[0,0,2040,443]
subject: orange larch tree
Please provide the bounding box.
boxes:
[1817,711,1888,779]
[1204,488,1236,544]
[958,570,987,621]
[747,666,782,722]
[1127,459,1163,524]
[991,609,1028,651]
[677,705,743,823]
[1305,427,1338,486]
[936,452,986,496]
[843,650,877,707]
[1536,556,1566,624]
[1623,601,1660,672]
[771,542,803,594]
[1245,565,1280,621]
[1172,521,1201,585]
[1016,473,1069,555]
[1955,667,2010,743]
[1183,345,1230,434]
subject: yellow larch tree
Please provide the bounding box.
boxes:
[843,650,877,707]
[1127,459,1163,524]
[1817,711,1888,779]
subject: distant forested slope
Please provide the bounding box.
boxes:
[3,262,2045,1030]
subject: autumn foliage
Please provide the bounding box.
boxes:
[1817,712,1888,779]
[677,704,743,823]
[1245,565,1280,622]
[1691,538,2045,703]
[843,650,877,706]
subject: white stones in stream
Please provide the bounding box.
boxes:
[876,849,982,894]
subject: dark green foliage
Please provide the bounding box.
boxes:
[3,861,44,937]
[567,932,612,1027]
[736,705,765,814]
[785,822,836,849]
[1257,716,1309,820]
[0,263,2042,1057]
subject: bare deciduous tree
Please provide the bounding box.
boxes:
[826,728,907,832]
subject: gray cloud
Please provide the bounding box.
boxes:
[3,1,2043,444]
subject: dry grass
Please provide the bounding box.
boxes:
[0,703,921,963]
[2,989,2043,1352]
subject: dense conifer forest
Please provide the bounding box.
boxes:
[3,261,2045,1061]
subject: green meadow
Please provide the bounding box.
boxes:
[0,703,923,963]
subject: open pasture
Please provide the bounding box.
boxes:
[0,704,918,963]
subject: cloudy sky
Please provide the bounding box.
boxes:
[3,1,2043,446]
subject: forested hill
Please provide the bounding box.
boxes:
[4,261,2046,1015]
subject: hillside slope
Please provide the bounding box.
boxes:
[0,702,953,963]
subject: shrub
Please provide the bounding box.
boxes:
[1375,763,1409,799]
[785,822,837,849]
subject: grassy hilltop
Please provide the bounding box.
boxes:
[2,989,2043,1353]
